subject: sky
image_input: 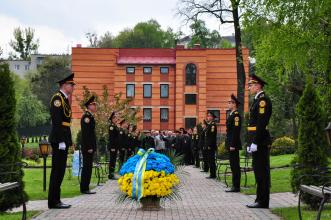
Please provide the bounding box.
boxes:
[0,0,234,57]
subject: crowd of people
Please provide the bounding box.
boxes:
[47,73,272,210]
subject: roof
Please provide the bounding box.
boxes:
[117,48,176,65]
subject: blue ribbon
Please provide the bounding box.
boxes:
[132,148,155,200]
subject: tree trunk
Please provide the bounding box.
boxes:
[231,1,246,115]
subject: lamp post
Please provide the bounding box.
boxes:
[325,122,331,146]
[20,136,27,158]
[39,136,50,192]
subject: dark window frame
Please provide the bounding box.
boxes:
[143,84,152,98]
[143,108,152,122]
[160,108,169,122]
[185,118,197,129]
[143,66,152,74]
[160,84,169,98]
[126,66,135,74]
[160,66,169,74]
[185,63,197,85]
[185,94,197,105]
[126,84,135,98]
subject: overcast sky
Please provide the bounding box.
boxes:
[0,0,234,57]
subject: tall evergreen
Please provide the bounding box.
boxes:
[0,63,27,211]
[291,78,329,209]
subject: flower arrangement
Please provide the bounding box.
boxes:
[117,148,185,210]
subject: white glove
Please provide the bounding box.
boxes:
[250,143,258,152]
[59,142,66,150]
[246,146,251,153]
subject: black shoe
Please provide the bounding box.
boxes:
[81,190,96,194]
[200,170,207,172]
[246,202,269,209]
[49,202,71,209]
[225,188,240,193]
[206,176,216,179]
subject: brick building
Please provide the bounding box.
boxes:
[71,46,249,133]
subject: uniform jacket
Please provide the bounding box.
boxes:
[225,110,242,150]
[204,121,217,151]
[81,110,96,152]
[108,123,118,150]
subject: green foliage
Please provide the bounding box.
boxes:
[9,27,39,60]
[291,79,329,209]
[217,142,228,159]
[270,136,295,156]
[188,19,221,48]
[29,56,71,108]
[0,63,27,211]
[219,38,234,48]
[98,20,179,48]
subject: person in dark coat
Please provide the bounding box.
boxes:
[142,130,155,150]
[182,130,192,165]
[199,121,208,172]
[48,73,75,209]
[118,119,128,168]
[126,124,135,158]
[80,95,97,194]
[191,126,200,168]
[225,94,242,193]
[205,112,218,179]
[246,74,272,209]
[108,112,118,179]
[174,130,183,155]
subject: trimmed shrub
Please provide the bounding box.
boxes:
[270,136,295,156]
[217,142,228,159]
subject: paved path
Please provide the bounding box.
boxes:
[18,166,297,220]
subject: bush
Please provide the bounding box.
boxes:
[270,136,296,156]
[23,147,40,162]
[216,142,228,159]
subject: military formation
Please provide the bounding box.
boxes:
[48,73,272,210]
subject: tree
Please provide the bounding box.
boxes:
[178,0,247,115]
[188,19,221,48]
[0,46,3,58]
[0,63,27,211]
[29,56,71,108]
[9,27,39,60]
[291,78,329,209]
[17,87,49,128]
[97,32,114,48]
[86,32,98,48]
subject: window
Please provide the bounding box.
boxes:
[160,67,169,74]
[143,67,152,74]
[185,118,196,129]
[126,67,135,74]
[160,84,169,98]
[143,108,152,121]
[126,84,135,98]
[143,84,152,98]
[25,65,30,70]
[185,94,197,105]
[207,110,220,123]
[185,63,197,85]
[160,108,169,122]
[14,64,20,70]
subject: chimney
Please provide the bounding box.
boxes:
[176,44,185,49]
[76,44,82,48]
[194,43,201,48]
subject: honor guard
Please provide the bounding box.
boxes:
[200,121,208,172]
[192,126,200,168]
[118,119,127,168]
[80,95,97,194]
[108,112,118,179]
[225,94,242,193]
[48,73,75,209]
[246,74,272,209]
[205,112,218,179]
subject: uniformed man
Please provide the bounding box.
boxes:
[118,119,127,168]
[246,74,272,209]
[205,112,218,179]
[225,94,242,193]
[200,121,208,172]
[48,73,75,209]
[192,126,200,168]
[80,95,97,194]
[126,124,135,158]
[108,112,118,180]
[142,130,155,150]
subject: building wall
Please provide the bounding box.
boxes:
[71,47,249,133]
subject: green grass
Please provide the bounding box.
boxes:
[0,211,41,220]
[23,167,104,200]
[272,206,331,220]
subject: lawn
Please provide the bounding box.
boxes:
[23,166,105,200]
[272,206,331,220]
[0,211,41,220]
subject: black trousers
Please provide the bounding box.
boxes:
[193,150,200,167]
[80,152,94,192]
[252,146,270,206]
[207,149,216,177]
[229,150,241,189]
[48,143,68,207]
[109,148,118,177]
[118,148,126,168]
[202,149,209,171]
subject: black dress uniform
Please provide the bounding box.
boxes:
[126,132,134,159]
[200,122,209,172]
[225,108,242,191]
[247,74,272,208]
[191,133,200,168]
[142,133,155,150]
[80,97,96,193]
[205,119,217,178]
[48,74,75,209]
[108,112,118,179]
[118,125,127,168]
